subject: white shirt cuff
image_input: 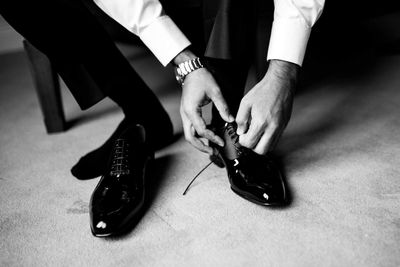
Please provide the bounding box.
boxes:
[267,18,311,66]
[139,16,191,66]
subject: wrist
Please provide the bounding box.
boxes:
[173,49,197,66]
[173,53,205,86]
[267,59,299,81]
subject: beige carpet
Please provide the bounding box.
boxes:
[1,43,400,266]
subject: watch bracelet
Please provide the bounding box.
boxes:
[176,57,204,79]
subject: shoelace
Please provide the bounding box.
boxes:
[183,123,243,195]
[182,153,219,195]
[110,139,130,177]
[224,122,243,157]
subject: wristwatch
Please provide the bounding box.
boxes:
[174,57,205,86]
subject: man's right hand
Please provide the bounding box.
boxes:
[173,49,233,154]
[176,57,233,155]
[180,67,234,154]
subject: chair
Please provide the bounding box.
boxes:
[22,0,141,134]
[24,40,66,133]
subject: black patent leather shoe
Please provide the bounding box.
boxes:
[89,125,153,237]
[212,122,287,206]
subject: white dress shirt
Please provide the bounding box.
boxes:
[94,0,325,67]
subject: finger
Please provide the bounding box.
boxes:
[253,122,281,154]
[210,89,234,123]
[238,117,264,149]
[235,100,251,135]
[186,108,224,146]
[181,112,209,153]
[191,136,214,154]
[190,125,214,154]
[182,116,213,154]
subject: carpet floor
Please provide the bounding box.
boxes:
[0,44,400,266]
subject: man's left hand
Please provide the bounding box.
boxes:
[236,60,299,155]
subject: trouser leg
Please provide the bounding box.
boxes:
[0,0,169,132]
[163,4,251,127]
[207,59,250,127]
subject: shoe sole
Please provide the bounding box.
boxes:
[230,185,287,207]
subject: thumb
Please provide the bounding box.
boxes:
[235,100,251,135]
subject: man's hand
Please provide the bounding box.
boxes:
[175,50,234,154]
[236,60,299,155]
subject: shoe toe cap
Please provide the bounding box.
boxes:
[90,218,113,237]
[230,166,287,206]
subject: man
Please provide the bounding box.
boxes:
[0,0,324,237]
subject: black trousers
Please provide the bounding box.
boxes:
[0,0,255,127]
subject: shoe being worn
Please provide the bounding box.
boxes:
[89,125,153,237]
[71,115,173,180]
[71,118,130,180]
[213,122,287,206]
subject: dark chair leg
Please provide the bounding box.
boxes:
[23,40,66,133]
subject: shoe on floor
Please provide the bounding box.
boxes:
[89,124,154,237]
[212,122,288,206]
[71,115,173,180]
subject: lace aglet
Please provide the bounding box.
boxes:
[182,186,190,196]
